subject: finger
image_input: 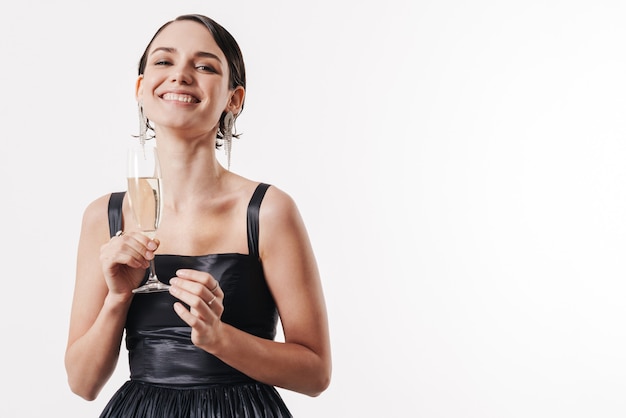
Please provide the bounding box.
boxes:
[176,269,221,294]
[172,302,206,328]
[103,244,150,272]
[209,280,221,294]
[170,276,223,307]
[113,252,149,270]
[115,233,158,261]
[207,294,218,307]
[125,232,159,256]
[170,286,218,323]
[102,243,145,269]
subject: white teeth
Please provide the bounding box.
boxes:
[162,93,198,103]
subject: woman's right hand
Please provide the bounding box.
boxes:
[99,231,158,296]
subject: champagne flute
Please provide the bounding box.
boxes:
[127,139,170,293]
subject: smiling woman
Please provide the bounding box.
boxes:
[64,14,331,418]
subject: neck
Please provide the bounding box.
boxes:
[154,131,229,209]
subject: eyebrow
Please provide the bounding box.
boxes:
[150,47,222,63]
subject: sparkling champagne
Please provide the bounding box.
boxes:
[127,177,162,237]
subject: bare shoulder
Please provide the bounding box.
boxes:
[261,185,298,218]
[80,193,118,238]
[259,184,301,224]
[257,184,312,260]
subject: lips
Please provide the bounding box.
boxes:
[161,92,200,103]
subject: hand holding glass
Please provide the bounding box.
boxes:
[127,141,170,293]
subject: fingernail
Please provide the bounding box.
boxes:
[147,241,157,250]
[170,278,178,285]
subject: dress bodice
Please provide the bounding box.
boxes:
[107,184,278,386]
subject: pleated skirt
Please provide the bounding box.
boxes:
[99,380,292,418]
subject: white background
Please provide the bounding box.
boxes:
[1,1,625,417]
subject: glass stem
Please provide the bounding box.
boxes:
[148,259,158,282]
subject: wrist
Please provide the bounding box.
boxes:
[103,291,133,310]
[208,321,232,358]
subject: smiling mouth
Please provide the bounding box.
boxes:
[161,93,200,103]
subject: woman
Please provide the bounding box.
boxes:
[65,14,331,417]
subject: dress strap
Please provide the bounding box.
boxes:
[108,192,126,238]
[247,183,271,257]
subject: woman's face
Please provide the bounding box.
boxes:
[137,20,241,137]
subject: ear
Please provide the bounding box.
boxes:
[226,86,245,115]
[135,75,144,101]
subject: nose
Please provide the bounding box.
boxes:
[171,64,193,85]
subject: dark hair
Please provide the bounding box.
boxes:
[138,14,246,142]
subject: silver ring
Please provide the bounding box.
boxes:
[208,296,217,306]
[115,230,124,237]
[210,283,219,293]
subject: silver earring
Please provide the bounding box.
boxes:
[223,111,235,170]
[138,101,148,145]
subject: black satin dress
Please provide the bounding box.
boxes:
[100,183,292,418]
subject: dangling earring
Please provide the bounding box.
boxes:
[223,111,235,170]
[138,101,148,145]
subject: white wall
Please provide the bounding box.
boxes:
[1,1,625,417]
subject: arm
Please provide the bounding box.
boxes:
[64,194,156,400]
[170,186,332,396]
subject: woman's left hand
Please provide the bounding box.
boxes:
[169,269,224,350]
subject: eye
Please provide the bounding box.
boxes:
[196,64,217,73]
[154,59,172,66]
